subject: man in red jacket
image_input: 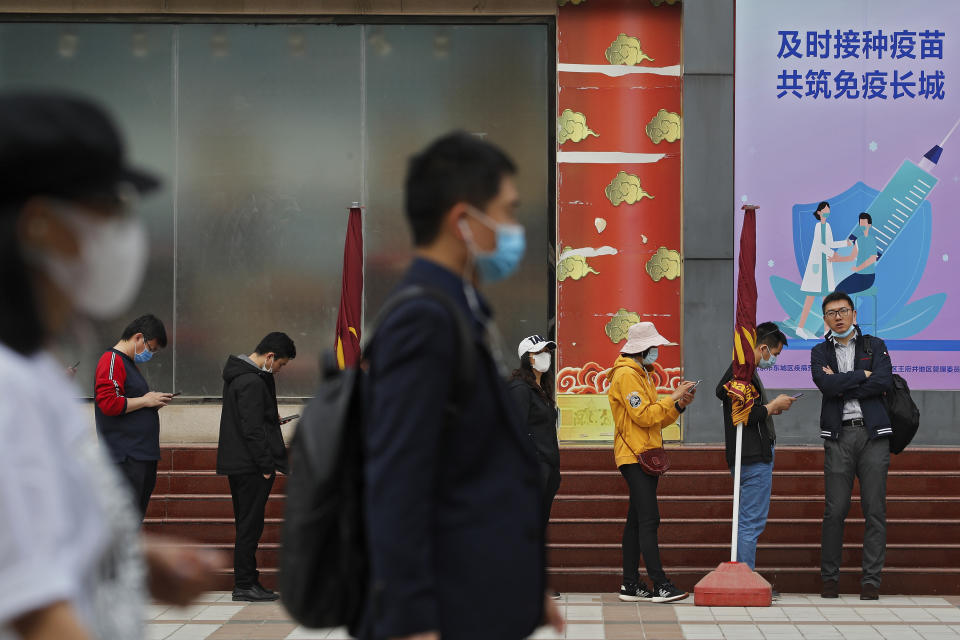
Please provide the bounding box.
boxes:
[94,313,171,520]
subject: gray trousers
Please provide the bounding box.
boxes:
[821,425,890,586]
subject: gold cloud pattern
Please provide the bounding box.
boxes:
[558,253,599,282]
[558,109,598,144]
[605,34,654,66]
[605,171,653,206]
[646,109,682,144]
[605,308,642,344]
[646,247,682,282]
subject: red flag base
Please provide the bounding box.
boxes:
[694,562,772,607]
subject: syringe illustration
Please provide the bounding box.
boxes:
[857,117,960,255]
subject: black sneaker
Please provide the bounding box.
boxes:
[253,582,277,597]
[619,582,654,602]
[232,586,279,602]
[652,581,689,603]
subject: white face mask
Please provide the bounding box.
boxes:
[531,351,551,373]
[33,203,148,319]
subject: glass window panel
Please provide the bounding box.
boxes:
[174,24,362,396]
[0,23,175,393]
[363,24,552,361]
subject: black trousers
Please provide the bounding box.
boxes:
[228,473,275,589]
[620,463,667,586]
[540,461,561,535]
[118,457,158,522]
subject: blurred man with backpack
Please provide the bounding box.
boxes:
[361,132,563,640]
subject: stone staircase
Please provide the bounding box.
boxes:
[145,445,960,594]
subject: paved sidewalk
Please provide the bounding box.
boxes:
[148,592,960,640]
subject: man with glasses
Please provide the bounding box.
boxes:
[94,313,172,520]
[811,292,894,601]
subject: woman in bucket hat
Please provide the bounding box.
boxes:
[607,322,696,604]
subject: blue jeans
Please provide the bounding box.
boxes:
[732,451,774,569]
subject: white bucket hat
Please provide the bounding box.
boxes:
[620,322,676,354]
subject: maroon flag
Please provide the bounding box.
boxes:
[335,204,363,369]
[723,204,760,425]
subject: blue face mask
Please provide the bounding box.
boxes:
[833,324,856,339]
[134,339,154,364]
[641,346,659,365]
[757,345,776,369]
[460,210,526,283]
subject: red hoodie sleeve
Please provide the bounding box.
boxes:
[95,351,128,416]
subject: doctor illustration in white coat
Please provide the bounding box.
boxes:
[793,201,848,339]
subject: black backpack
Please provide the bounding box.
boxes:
[279,286,476,631]
[863,335,920,454]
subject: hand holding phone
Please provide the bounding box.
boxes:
[790,392,804,399]
[170,392,183,397]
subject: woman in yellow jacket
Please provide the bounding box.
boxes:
[608,322,696,603]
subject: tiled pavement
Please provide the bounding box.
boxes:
[148,592,960,640]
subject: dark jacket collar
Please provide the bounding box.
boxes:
[403,257,493,330]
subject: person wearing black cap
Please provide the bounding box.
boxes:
[0,92,221,639]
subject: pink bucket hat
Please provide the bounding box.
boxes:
[620,321,676,354]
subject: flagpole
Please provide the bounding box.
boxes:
[731,422,743,562]
[694,203,771,607]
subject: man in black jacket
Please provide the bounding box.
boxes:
[716,322,795,572]
[811,291,893,601]
[216,332,295,602]
[362,133,562,640]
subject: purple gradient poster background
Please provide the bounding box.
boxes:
[736,0,960,390]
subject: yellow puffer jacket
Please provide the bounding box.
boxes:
[608,355,679,468]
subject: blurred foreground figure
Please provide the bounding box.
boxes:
[361,132,563,640]
[0,92,221,640]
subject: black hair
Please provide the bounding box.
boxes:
[859,212,872,224]
[822,291,855,312]
[121,314,168,348]
[756,321,788,350]
[255,331,296,360]
[510,351,554,404]
[404,131,517,246]
[0,202,45,355]
[622,347,657,372]
[814,201,830,220]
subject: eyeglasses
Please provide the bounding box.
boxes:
[824,307,853,319]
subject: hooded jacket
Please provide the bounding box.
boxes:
[608,355,680,468]
[216,355,289,476]
[715,364,774,468]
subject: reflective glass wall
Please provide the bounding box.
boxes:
[0,21,551,396]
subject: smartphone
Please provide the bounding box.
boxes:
[170,391,183,397]
[790,392,804,399]
[71,360,81,369]
[692,379,702,387]
[280,414,301,425]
